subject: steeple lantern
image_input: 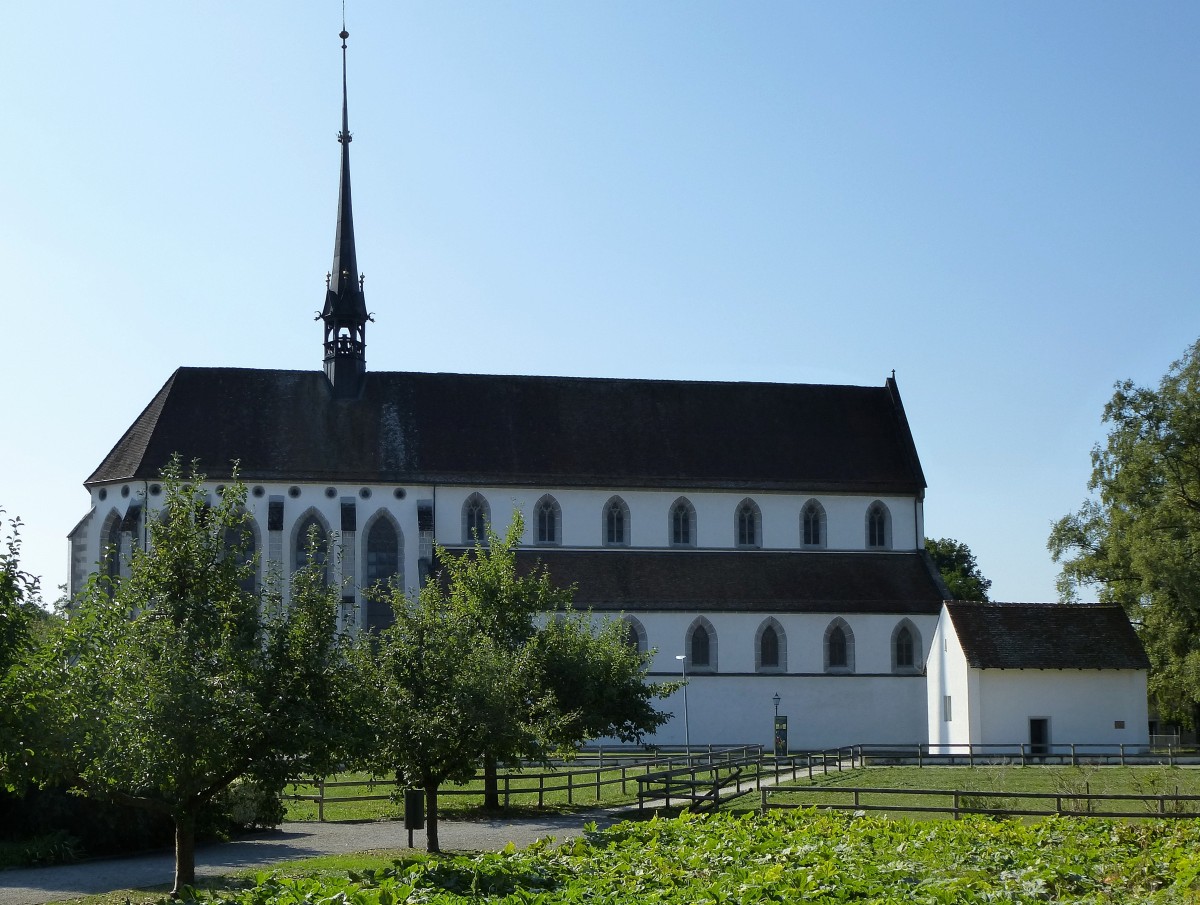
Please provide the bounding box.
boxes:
[320,26,371,398]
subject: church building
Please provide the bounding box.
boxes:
[67,29,1147,753]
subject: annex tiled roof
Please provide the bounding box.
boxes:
[945,602,1149,670]
[87,368,926,493]
[482,549,947,614]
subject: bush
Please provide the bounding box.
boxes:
[205,778,286,834]
[0,778,284,866]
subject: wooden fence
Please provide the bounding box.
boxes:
[846,742,1200,767]
[287,745,766,820]
[761,786,1200,820]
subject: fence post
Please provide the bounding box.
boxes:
[1120,743,1126,766]
[953,790,959,820]
[808,755,813,782]
[504,774,510,808]
[761,788,768,813]
[568,771,573,805]
[317,778,325,823]
[596,764,601,801]
[969,745,974,768]
[917,745,922,768]
[1071,744,1077,767]
[538,775,545,808]
[1020,744,1027,767]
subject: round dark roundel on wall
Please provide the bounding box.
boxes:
[149,484,162,496]
[288,486,301,498]
[252,485,265,498]
[393,488,406,500]
[98,488,108,501]
[359,487,372,499]
[121,485,130,498]
[325,487,337,499]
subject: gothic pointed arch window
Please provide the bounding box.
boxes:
[801,499,827,549]
[823,617,855,673]
[365,514,402,587]
[670,497,696,548]
[686,616,717,672]
[292,510,330,584]
[603,496,630,547]
[755,618,787,672]
[221,511,260,593]
[100,510,124,586]
[735,498,761,549]
[534,494,561,546]
[363,513,403,633]
[620,616,647,655]
[866,501,891,549]
[462,493,490,545]
[891,619,922,673]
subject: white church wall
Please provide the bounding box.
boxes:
[926,608,976,752]
[976,669,1150,749]
[431,485,921,552]
[630,610,938,676]
[638,673,929,749]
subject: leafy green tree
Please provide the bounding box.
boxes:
[20,463,360,893]
[924,537,992,601]
[1049,339,1200,725]
[362,512,671,851]
[1,510,42,784]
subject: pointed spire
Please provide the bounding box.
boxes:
[321,22,370,397]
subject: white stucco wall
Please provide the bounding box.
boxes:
[433,486,921,552]
[627,611,938,677]
[977,669,1150,749]
[926,606,977,751]
[627,673,930,750]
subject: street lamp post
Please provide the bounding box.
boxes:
[675,654,690,752]
[772,692,783,756]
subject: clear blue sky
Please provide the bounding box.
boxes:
[3,2,1197,604]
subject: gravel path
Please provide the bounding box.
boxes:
[0,814,618,905]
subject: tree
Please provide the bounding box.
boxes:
[20,462,360,894]
[1048,338,1200,726]
[362,512,672,851]
[1,510,42,784]
[924,537,992,601]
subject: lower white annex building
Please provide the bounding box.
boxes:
[67,29,1150,754]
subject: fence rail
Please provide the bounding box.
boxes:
[761,785,1200,820]
[286,741,1200,821]
[847,742,1200,767]
[286,745,769,820]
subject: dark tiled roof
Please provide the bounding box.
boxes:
[472,549,946,614]
[946,602,1149,670]
[87,368,926,493]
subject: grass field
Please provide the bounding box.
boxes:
[283,763,650,821]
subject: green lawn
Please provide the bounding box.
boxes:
[283,763,649,821]
[760,764,1200,818]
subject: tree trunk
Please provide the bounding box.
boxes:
[172,811,197,896]
[424,781,440,853]
[483,755,500,810]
